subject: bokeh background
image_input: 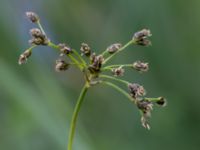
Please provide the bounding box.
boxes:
[0,0,200,150]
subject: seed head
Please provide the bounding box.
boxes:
[133,61,149,72]
[58,43,72,56]
[29,37,49,45]
[18,50,32,65]
[137,99,153,114]
[106,43,122,54]
[133,29,152,46]
[90,53,96,63]
[30,28,43,38]
[29,28,49,45]
[88,54,104,73]
[137,99,154,130]
[55,59,69,72]
[141,116,151,130]
[128,83,146,98]
[112,66,125,76]
[26,12,39,23]
[80,43,91,56]
[134,29,151,39]
[156,97,167,107]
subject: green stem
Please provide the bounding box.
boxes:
[99,74,129,85]
[37,20,46,36]
[101,49,108,56]
[72,49,87,67]
[101,81,135,102]
[102,64,133,71]
[103,40,134,65]
[28,45,37,51]
[48,41,59,49]
[48,42,83,69]
[68,83,89,150]
[144,97,162,102]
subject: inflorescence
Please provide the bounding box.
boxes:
[19,11,166,149]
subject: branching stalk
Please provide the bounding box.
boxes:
[67,83,89,150]
[37,20,47,36]
[72,49,87,67]
[103,40,134,65]
[102,64,133,71]
[99,74,129,85]
[48,42,83,69]
[101,81,135,102]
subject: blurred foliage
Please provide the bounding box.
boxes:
[0,0,200,150]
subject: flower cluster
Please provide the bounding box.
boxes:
[29,28,49,45]
[88,53,104,74]
[18,11,166,150]
[133,29,152,46]
[80,43,91,56]
[58,43,72,56]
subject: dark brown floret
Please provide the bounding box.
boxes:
[29,28,49,45]
[133,61,149,72]
[106,43,122,54]
[128,83,146,99]
[156,97,167,107]
[88,54,104,73]
[80,43,91,56]
[133,29,152,46]
[18,50,32,65]
[112,66,124,76]
[137,99,154,130]
[137,99,153,114]
[58,43,72,56]
[55,59,69,72]
[26,12,39,23]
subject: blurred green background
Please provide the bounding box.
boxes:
[0,0,200,150]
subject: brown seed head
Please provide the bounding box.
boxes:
[55,59,69,72]
[137,99,154,130]
[107,43,122,54]
[128,83,146,98]
[26,12,39,23]
[80,43,91,56]
[30,28,44,38]
[133,61,149,72]
[137,99,153,114]
[18,50,32,65]
[88,54,104,73]
[29,28,49,45]
[58,43,72,56]
[133,29,152,46]
[134,29,151,40]
[141,116,151,130]
[156,97,167,107]
[112,66,125,76]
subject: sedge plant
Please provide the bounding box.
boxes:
[18,12,167,150]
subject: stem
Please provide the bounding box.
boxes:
[48,42,83,69]
[102,64,133,71]
[28,45,37,51]
[101,81,135,102]
[99,74,129,85]
[101,49,108,56]
[72,49,87,67]
[103,40,134,65]
[144,97,162,102]
[37,20,47,36]
[68,83,89,150]
[48,41,59,49]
